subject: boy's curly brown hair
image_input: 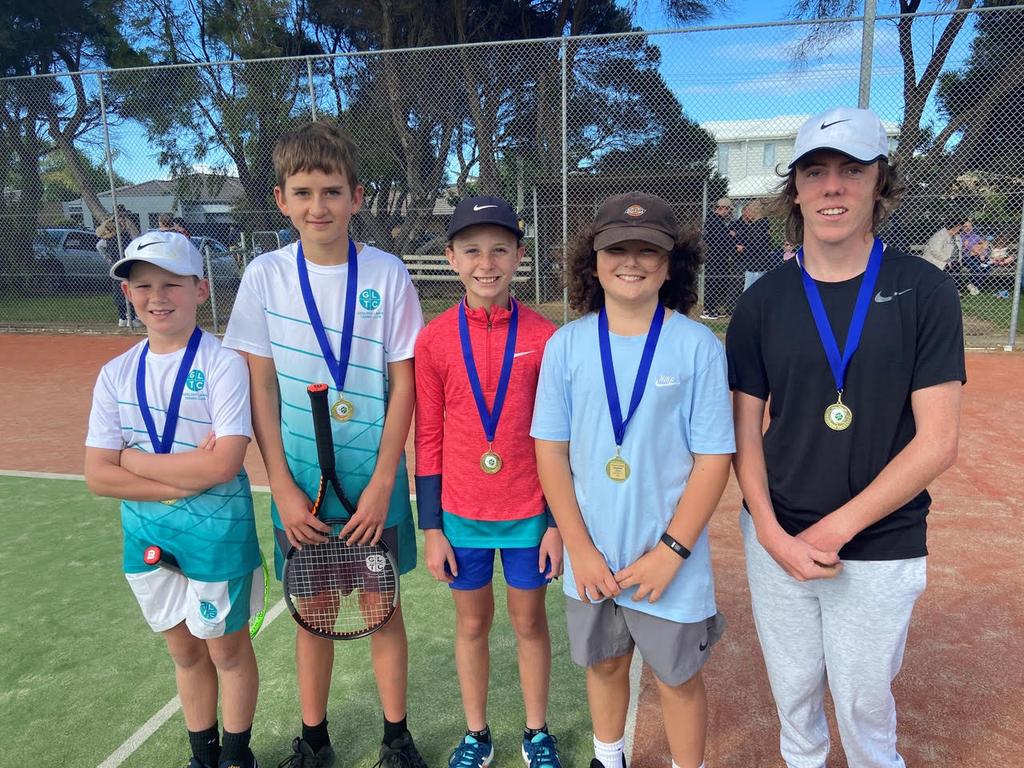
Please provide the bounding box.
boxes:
[564,224,704,315]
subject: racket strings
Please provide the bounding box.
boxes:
[288,534,397,638]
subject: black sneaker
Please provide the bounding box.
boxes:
[187,759,213,768]
[375,731,428,768]
[278,737,336,767]
[589,756,626,768]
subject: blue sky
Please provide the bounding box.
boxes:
[100,1,976,185]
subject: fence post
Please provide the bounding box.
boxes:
[533,185,541,305]
[561,36,569,325]
[698,177,708,310]
[97,72,134,325]
[1006,192,1024,350]
[858,0,877,108]
[205,246,220,335]
[308,58,317,121]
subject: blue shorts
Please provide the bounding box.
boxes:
[448,545,551,591]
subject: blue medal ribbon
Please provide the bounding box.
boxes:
[297,239,358,395]
[136,326,203,454]
[797,237,883,395]
[458,299,519,443]
[598,304,665,448]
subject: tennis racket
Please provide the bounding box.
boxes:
[281,383,399,640]
[142,545,271,638]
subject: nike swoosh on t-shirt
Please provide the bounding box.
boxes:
[513,350,535,358]
[874,288,913,303]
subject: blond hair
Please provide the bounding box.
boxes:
[273,122,360,190]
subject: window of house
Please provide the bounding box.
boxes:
[717,144,731,172]
[763,143,776,168]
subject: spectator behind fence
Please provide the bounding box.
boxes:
[736,201,773,290]
[172,217,192,238]
[157,213,174,231]
[959,219,991,296]
[95,204,140,327]
[701,196,738,319]
[919,220,962,272]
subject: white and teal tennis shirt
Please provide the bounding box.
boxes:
[86,331,259,582]
[223,243,423,529]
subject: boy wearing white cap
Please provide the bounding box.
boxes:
[726,107,965,767]
[85,231,262,768]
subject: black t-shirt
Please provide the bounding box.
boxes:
[726,246,966,560]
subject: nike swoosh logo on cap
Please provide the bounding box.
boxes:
[136,240,163,249]
[820,119,851,130]
[473,204,498,211]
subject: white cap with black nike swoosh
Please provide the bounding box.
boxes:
[790,106,890,168]
[110,231,205,280]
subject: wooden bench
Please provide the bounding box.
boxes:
[401,253,535,283]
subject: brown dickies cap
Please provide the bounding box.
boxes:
[593,192,679,252]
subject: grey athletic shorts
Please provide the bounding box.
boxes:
[564,596,725,686]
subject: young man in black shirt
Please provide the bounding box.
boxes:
[726,107,965,768]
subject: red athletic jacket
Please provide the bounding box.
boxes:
[414,300,556,527]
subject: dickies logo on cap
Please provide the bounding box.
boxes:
[593,192,678,252]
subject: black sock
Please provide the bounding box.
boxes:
[302,718,330,754]
[468,725,491,744]
[188,723,220,767]
[524,723,548,741]
[383,714,408,745]
[220,727,252,766]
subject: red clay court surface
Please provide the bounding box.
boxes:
[2,333,1021,766]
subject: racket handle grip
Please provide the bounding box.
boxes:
[307,383,336,475]
[143,545,182,574]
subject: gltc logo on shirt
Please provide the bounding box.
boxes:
[185,369,206,392]
[359,288,382,311]
[198,600,219,622]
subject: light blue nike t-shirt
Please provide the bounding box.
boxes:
[530,310,735,622]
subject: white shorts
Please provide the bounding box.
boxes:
[126,565,265,639]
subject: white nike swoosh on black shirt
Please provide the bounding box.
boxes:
[473,204,497,211]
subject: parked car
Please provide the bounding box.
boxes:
[32,228,109,292]
[189,236,242,295]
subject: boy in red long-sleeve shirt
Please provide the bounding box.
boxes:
[414,196,563,768]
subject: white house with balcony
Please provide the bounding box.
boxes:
[702,114,899,203]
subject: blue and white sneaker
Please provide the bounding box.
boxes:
[522,732,561,768]
[448,734,494,768]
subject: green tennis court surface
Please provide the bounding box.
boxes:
[0,476,590,767]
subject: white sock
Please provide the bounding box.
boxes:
[671,763,704,768]
[594,735,625,768]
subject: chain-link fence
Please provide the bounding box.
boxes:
[2,7,1022,347]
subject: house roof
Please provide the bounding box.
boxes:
[99,173,244,202]
[702,115,899,143]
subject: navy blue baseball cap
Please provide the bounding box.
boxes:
[447,196,523,240]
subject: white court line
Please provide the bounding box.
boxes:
[622,652,643,764]
[0,469,411,503]
[0,469,86,481]
[97,599,288,768]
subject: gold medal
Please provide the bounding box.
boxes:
[605,448,630,482]
[331,396,355,422]
[161,499,176,506]
[824,392,852,431]
[480,449,502,474]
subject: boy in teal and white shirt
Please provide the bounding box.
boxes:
[85,231,262,768]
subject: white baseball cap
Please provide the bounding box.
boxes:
[789,107,890,168]
[110,231,205,280]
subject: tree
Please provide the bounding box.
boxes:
[114,0,321,230]
[789,0,980,167]
[934,0,1024,178]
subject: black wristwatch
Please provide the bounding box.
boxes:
[660,533,691,560]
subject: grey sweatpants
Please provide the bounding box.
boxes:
[740,511,926,768]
